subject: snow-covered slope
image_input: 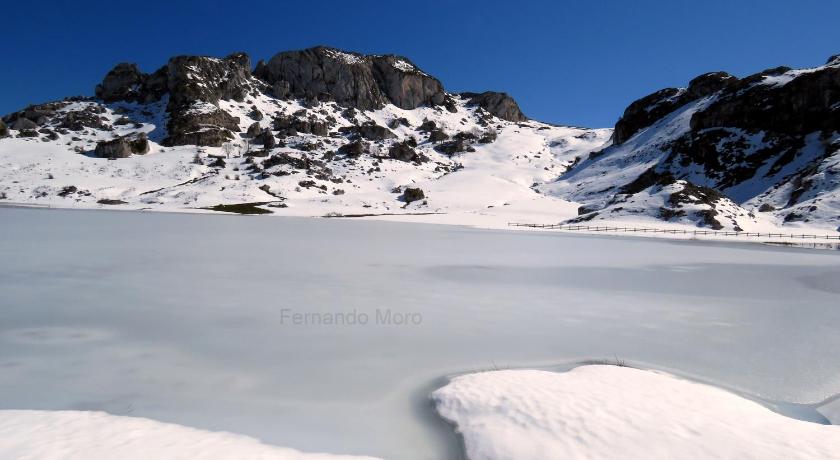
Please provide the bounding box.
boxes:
[0,410,379,459]
[543,57,840,232]
[433,366,840,460]
[1,47,838,234]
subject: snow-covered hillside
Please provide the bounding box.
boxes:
[1,47,838,234]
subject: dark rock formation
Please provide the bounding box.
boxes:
[246,122,262,138]
[96,52,254,107]
[95,63,146,103]
[0,119,7,137]
[389,140,426,162]
[165,52,254,107]
[58,106,111,131]
[163,104,240,147]
[370,55,445,109]
[94,133,150,158]
[355,122,396,141]
[402,187,425,203]
[338,140,366,157]
[95,64,167,104]
[691,65,840,135]
[435,132,477,155]
[461,92,526,122]
[11,117,39,131]
[254,46,445,110]
[613,71,736,145]
[256,129,276,148]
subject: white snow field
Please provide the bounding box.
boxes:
[1,207,839,459]
[0,410,380,460]
[433,366,840,460]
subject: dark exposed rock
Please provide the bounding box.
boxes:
[271,80,290,98]
[612,88,689,145]
[95,63,146,102]
[389,140,426,162]
[246,122,262,138]
[96,53,256,110]
[163,104,240,147]
[57,186,78,197]
[461,92,526,122]
[356,122,396,141]
[273,114,329,137]
[17,129,39,138]
[97,199,128,205]
[402,187,425,203]
[435,132,477,155]
[248,106,263,121]
[58,106,111,131]
[256,129,276,149]
[686,71,737,99]
[337,140,366,157]
[428,128,449,143]
[388,117,410,129]
[254,46,445,110]
[0,119,7,137]
[370,54,445,109]
[12,118,39,131]
[691,64,840,136]
[94,133,150,158]
[613,72,736,145]
[95,63,167,104]
[166,53,254,108]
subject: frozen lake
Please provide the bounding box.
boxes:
[1,207,839,459]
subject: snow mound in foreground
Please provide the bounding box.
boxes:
[432,365,840,460]
[0,410,380,460]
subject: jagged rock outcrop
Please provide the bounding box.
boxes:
[95,64,168,104]
[461,92,526,122]
[584,52,840,228]
[691,64,840,135]
[165,53,255,107]
[0,119,7,137]
[94,133,150,158]
[96,52,255,107]
[163,103,240,147]
[253,46,446,110]
[612,71,736,145]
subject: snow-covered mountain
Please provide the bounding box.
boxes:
[1,47,838,232]
[544,56,840,232]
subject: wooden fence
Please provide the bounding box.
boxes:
[507,223,840,240]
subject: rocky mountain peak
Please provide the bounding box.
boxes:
[252,46,447,111]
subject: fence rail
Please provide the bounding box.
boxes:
[507,222,840,240]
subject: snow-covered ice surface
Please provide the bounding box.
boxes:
[0,410,380,460]
[1,207,840,459]
[433,366,840,460]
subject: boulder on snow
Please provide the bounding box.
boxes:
[402,187,425,203]
[11,118,39,131]
[246,122,262,138]
[94,133,150,158]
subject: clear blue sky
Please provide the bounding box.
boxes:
[2,0,838,127]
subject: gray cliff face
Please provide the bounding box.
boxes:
[461,92,526,122]
[253,46,446,110]
[87,46,526,147]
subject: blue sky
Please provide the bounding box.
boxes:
[2,0,839,127]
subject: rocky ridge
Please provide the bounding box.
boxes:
[1,47,839,232]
